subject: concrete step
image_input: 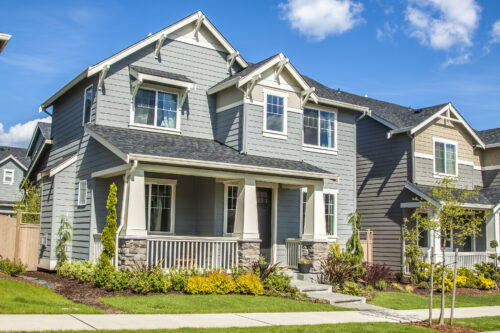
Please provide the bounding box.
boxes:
[285,270,323,284]
[291,280,332,293]
[306,291,366,305]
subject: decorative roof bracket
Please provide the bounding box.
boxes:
[178,87,191,110]
[98,64,110,91]
[226,51,239,73]
[245,74,261,99]
[274,58,289,81]
[155,34,167,59]
[130,78,143,102]
[300,87,316,108]
[194,14,205,39]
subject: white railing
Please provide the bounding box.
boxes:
[285,238,302,268]
[147,236,238,271]
[443,252,494,270]
[92,233,103,261]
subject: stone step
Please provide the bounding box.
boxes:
[306,291,366,305]
[285,270,323,284]
[291,280,332,293]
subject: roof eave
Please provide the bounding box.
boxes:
[317,97,370,114]
[40,69,89,111]
[485,143,500,149]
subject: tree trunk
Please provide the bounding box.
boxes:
[438,246,446,326]
[429,246,435,327]
[450,248,458,326]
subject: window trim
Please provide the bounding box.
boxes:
[3,169,14,185]
[77,180,87,206]
[432,137,458,177]
[223,183,238,236]
[262,89,288,139]
[145,178,177,235]
[302,106,338,153]
[131,86,181,133]
[299,187,338,238]
[82,84,94,125]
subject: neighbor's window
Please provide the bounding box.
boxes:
[78,180,87,206]
[146,183,174,233]
[434,140,457,175]
[3,169,14,185]
[416,215,429,248]
[134,88,178,130]
[265,94,285,132]
[225,185,238,234]
[303,108,336,149]
[324,192,336,236]
[83,85,93,124]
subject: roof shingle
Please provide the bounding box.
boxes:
[0,146,30,168]
[477,128,500,145]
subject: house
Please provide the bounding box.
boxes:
[0,32,11,54]
[352,95,499,271]
[0,146,30,215]
[32,11,370,271]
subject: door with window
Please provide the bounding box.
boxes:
[257,188,272,263]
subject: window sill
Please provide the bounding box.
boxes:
[129,124,181,135]
[262,130,287,140]
[302,145,338,155]
[433,173,458,179]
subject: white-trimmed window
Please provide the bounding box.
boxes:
[3,169,14,185]
[433,138,457,176]
[224,185,238,235]
[146,180,176,233]
[303,107,337,151]
[263,90,288,138]
[78,180,87,206]
[299,188,338,237]
[83,85,93,124]
[133,88,179,131]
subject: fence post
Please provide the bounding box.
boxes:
[14,210,22,261]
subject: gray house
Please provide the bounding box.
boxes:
[33,11,369,271]
[0,146,30,214]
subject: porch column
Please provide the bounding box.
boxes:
[124,169,147,237]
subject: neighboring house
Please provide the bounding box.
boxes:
[33,11,370,271]
[0,32,11,54]
[353,97,499,271]
[0,146,30,214]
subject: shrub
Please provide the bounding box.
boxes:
[55,215,72,268]
[130,271,153,294]
[263,272,291,292]
[321,243,362,287]
[405,285,414,293]
[169,269,189,291]
[298,258,310,265]
[252,256,280,282]
[185,276,214,295]
[230,266,243,281]
[478,274,495,290]
[100,183,117,269]
[365,285,375,299]
[465,277,479,289]
[417,281,429,290]
[70,260,96,283]
[395,272,404,283]
[236,273,263,295]
[375,279,387,291]
[361,263,393,286]
[436,276,453,292]
[56,260,72,277]
[149,266,172,293]
[456,275,467,288]
[342,281,364,296]
[475,262,496,280]
[0,257,26,276]
[391,282,404,291]
[208,271,235,294]
[93,266,130,291]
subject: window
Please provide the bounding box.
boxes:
[324,192,336,236]
[146,182,176,233]
[434,139,457,176]
[83,85,93,124]
[416,215,429,248]
[78,180,87,206]
[134,88,178,130]
[303,108,336,149]
[263,90,288,137]
[224,185,238,235]
[3,169,14,185]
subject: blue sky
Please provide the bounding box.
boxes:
[1,0,499,147]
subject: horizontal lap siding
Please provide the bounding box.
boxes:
[215,105,242,151]
[39,177,54,261]
[0,161,24,203]
[53,163,76,259]
[415,157,475,188]
[483,170,500,188]
[357,117,412,271]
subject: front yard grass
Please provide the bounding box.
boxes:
[100,294,350,314]
[452,316,500,331]
[369,291,500,310]
[0,279,103,314]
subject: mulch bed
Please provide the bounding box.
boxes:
[381,283,500,296]
[411,321,478,333]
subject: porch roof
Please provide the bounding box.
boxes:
[86,124,336,180]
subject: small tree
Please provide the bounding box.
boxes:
[346,209,364,265]
[14,179,41,224]
[99,182,118,268]
[490,240,498,273]
[55,215,73,267]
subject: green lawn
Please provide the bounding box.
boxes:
[453,316,500,332]
[100,294,350,314]
[0,279,103,314]
[369,292,500,310]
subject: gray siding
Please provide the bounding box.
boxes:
[483,170,500,188]
[0,160,24,204]
[276,188,301,264]
[39,176,54,261]
[414,157,475,188]
[357,116,412,271]
[215,105,243,151]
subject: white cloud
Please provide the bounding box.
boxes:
[279,0,364,41]
[0,117,51,148]
[441,52,471,68]
[405,0,481,51]
[377,22,398,40]
[490,20,500,44]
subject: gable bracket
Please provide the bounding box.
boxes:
[245,75,261,99]
[155,34,168,59]
[193,14,205,40]
[226,51,239,73]
[178,87,191,110]
[130,79,143,102]
[300,87,316,108]
[98,65,110,91]
[274,58,289,81]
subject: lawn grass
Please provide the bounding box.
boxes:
[452,316,500,332]
[369,291,500,310]
[99,294,350,314]
[14,323,434,333]
[0,279,103,314]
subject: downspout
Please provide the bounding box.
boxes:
[115,160,138,268]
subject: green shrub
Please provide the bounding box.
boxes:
[130,271,153,294]
[375,279,387,291]
[56,260,72,277]
[149,267,171,293]
[236,273,263,295]
[342,281,364,296]
[0,257,26,276]
[263,272,291,292]
[475,262,496,280]
[185,276,214,295]
[208,271,235,294]
[100,183,117,268]
[169,269,189,291]
[395,272,404,283]
[478,274,495,290]
[230,266,243,281]
[93,266,130,291]
[251,256,280,282]
[465,277,479,289]
[321,242,363,287]
[69,260,96,283]
[405,285,414,293]
[417,281,429,289]
[391,282,404,291]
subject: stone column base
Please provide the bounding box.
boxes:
[237,239,261,270]
[118,237,147,270]
[301,240,329,273]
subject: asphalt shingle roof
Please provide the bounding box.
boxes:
[212,54,280,87]
[88,124,333,176]
[409,182,499,206]
[130,65,195,83]
[37,122,52,139]
[0,146,30,168]
[477,128,500,145]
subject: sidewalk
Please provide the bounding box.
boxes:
[1,306,500,332]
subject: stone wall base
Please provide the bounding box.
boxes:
[237,239,261,269]
[118,237,147,270]
[301,240,329,273]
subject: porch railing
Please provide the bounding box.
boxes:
[147,236,238,271]
[405,251,495,274]
[285,238,302,268]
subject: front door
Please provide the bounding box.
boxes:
[257,188,272,263]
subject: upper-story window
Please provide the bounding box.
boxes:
[263,90,288,139]
[434,138,457,176]
[82,85,93,124]
[3,169,14,185]
[134,88,179,131]
[303,107,337,151]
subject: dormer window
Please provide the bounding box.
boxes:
[434,138,457,176]
[262,90,288,139]
[134,88,179,130]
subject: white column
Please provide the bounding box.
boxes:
[302,184,327,241]
[125,169,147,237]
[233,177,259,239]
[429,209,443,263]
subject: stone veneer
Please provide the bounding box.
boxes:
[301,240,328,273]
[237,239,261,269]
[118,237,147,270]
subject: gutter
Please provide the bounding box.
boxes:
[387,127,412,139]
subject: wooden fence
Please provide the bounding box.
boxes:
[0,211,40,271]
[359,229,373,264]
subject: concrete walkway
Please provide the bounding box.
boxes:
[1,306,500,332]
